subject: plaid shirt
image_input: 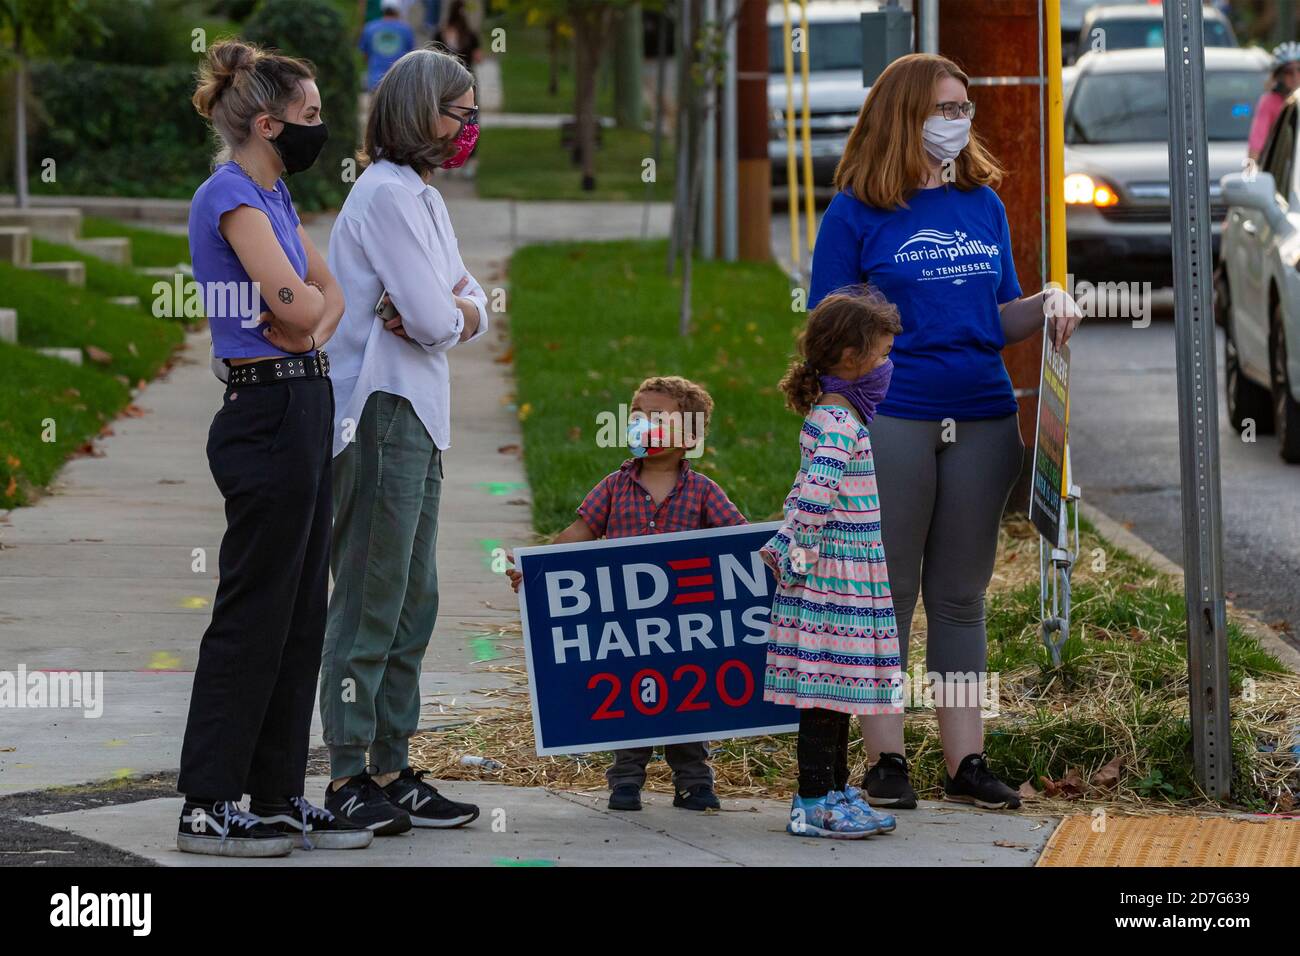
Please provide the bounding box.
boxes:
[578,458,746,539]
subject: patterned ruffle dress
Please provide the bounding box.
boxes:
[761,405,904,715]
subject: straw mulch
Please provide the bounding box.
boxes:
[409,518,1300,813]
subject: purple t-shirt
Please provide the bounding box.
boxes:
[188,162,310,359]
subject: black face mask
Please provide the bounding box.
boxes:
[270,118,328,175]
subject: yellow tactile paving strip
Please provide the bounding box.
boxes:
[1037,814,1300,866]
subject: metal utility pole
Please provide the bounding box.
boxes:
[1162,0,1231,800]
[721,0,739,261]
[919,0,938,53]
[699,0,717,260]
[736,0,771,261]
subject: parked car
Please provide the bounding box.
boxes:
[1063,46,1269,288]
[1216,97,1300,462]
[768,1,880,187]
[1071,3,1237,63]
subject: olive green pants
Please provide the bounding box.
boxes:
[320,391,443,779]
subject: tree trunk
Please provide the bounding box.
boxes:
[571,6,612,193]
[547,18,560,97]
[14,31,29,210]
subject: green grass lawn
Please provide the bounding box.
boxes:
[31,238,169,313]
[509,239,797,536]
[492,14,615,117]
[80,216,191,270]
[0,261,183,386]
[476,127,675,202]
[0,340,131,508]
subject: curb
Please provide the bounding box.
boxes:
[1081,501,1300,674]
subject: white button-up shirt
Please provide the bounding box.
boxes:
[326,159,488,456]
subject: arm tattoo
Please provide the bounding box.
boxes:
[278,287,294,304]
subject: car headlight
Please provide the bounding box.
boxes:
[1064,172,1119,207]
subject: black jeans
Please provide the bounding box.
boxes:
[178,376,334,800]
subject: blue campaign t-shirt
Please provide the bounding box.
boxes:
[360,17,416,91]
[188,162,309,359]
[809,184,1023,421]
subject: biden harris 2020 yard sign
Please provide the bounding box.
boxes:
[515,521,798,755]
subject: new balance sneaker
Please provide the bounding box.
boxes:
[325,771,412,835]
[672,783,721,811]
[943,752,1022,810]
[787,791,878,839]
[249,795,374,850]
[843,785,896,833]
[382,768,479,828]
[608,784,642,811]
[176,799,294,858]
[864,751,919,809]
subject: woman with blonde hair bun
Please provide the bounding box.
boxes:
[176,37,370,857]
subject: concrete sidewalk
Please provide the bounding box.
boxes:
[27,777,1058,867]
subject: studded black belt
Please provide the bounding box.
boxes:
[226,351,330,387]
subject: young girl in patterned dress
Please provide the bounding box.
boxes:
[761,288,907,838]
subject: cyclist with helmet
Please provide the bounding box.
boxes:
[1248,41,1300,163]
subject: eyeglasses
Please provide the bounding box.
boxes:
[441,105,480,126]
[935,100,976,121]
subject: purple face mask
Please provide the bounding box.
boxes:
[819,358,894,425]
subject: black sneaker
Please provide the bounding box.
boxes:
[382,768,479,828]
[250,795,375,850]
[864,752,918,809]
[608,784,642,811]
[325,771,412,835]
[673,783,721,811]
[176,799,294,858]
[943,752,1022,810]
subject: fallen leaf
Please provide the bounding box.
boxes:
[1091,756,1125,790]
[1018,780,1041,801]
[85,345,113,365]
[566,426,582,442]
[993,840,1030,848]
[5,455,19,469]
[497,444,520,455]
[121,404,147,418]
[494,347,514,364]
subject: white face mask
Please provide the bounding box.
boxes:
[921,115,971,163]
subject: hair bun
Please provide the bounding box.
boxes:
[193,39,259,118]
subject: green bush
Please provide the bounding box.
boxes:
[244,0,360,212]
[28,60,212,201]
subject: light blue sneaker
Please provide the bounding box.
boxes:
[787,791,877,839]
[844,785,896,833]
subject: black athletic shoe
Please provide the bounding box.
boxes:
[864,752,919,809]
[673,783,721,811]
[382,768,479,828]
[250,795,375,850]
[325,771,412,835]
[176,799,294,858]
[943,752,1022,810]
[608,784,642,811]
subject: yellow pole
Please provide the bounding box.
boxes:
[782,0,800,270]
[1044,1,1070,493]
[1045,1,1066,289]
[799,0,815,255]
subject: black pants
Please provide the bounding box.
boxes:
[178,376,334,800]
[797,708,851,798]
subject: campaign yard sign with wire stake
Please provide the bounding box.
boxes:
[515,521,798,755]
[1029,323,1071,544]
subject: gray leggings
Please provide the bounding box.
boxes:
[870,414,1024,677]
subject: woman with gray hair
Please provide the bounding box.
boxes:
[319,47,487,835]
